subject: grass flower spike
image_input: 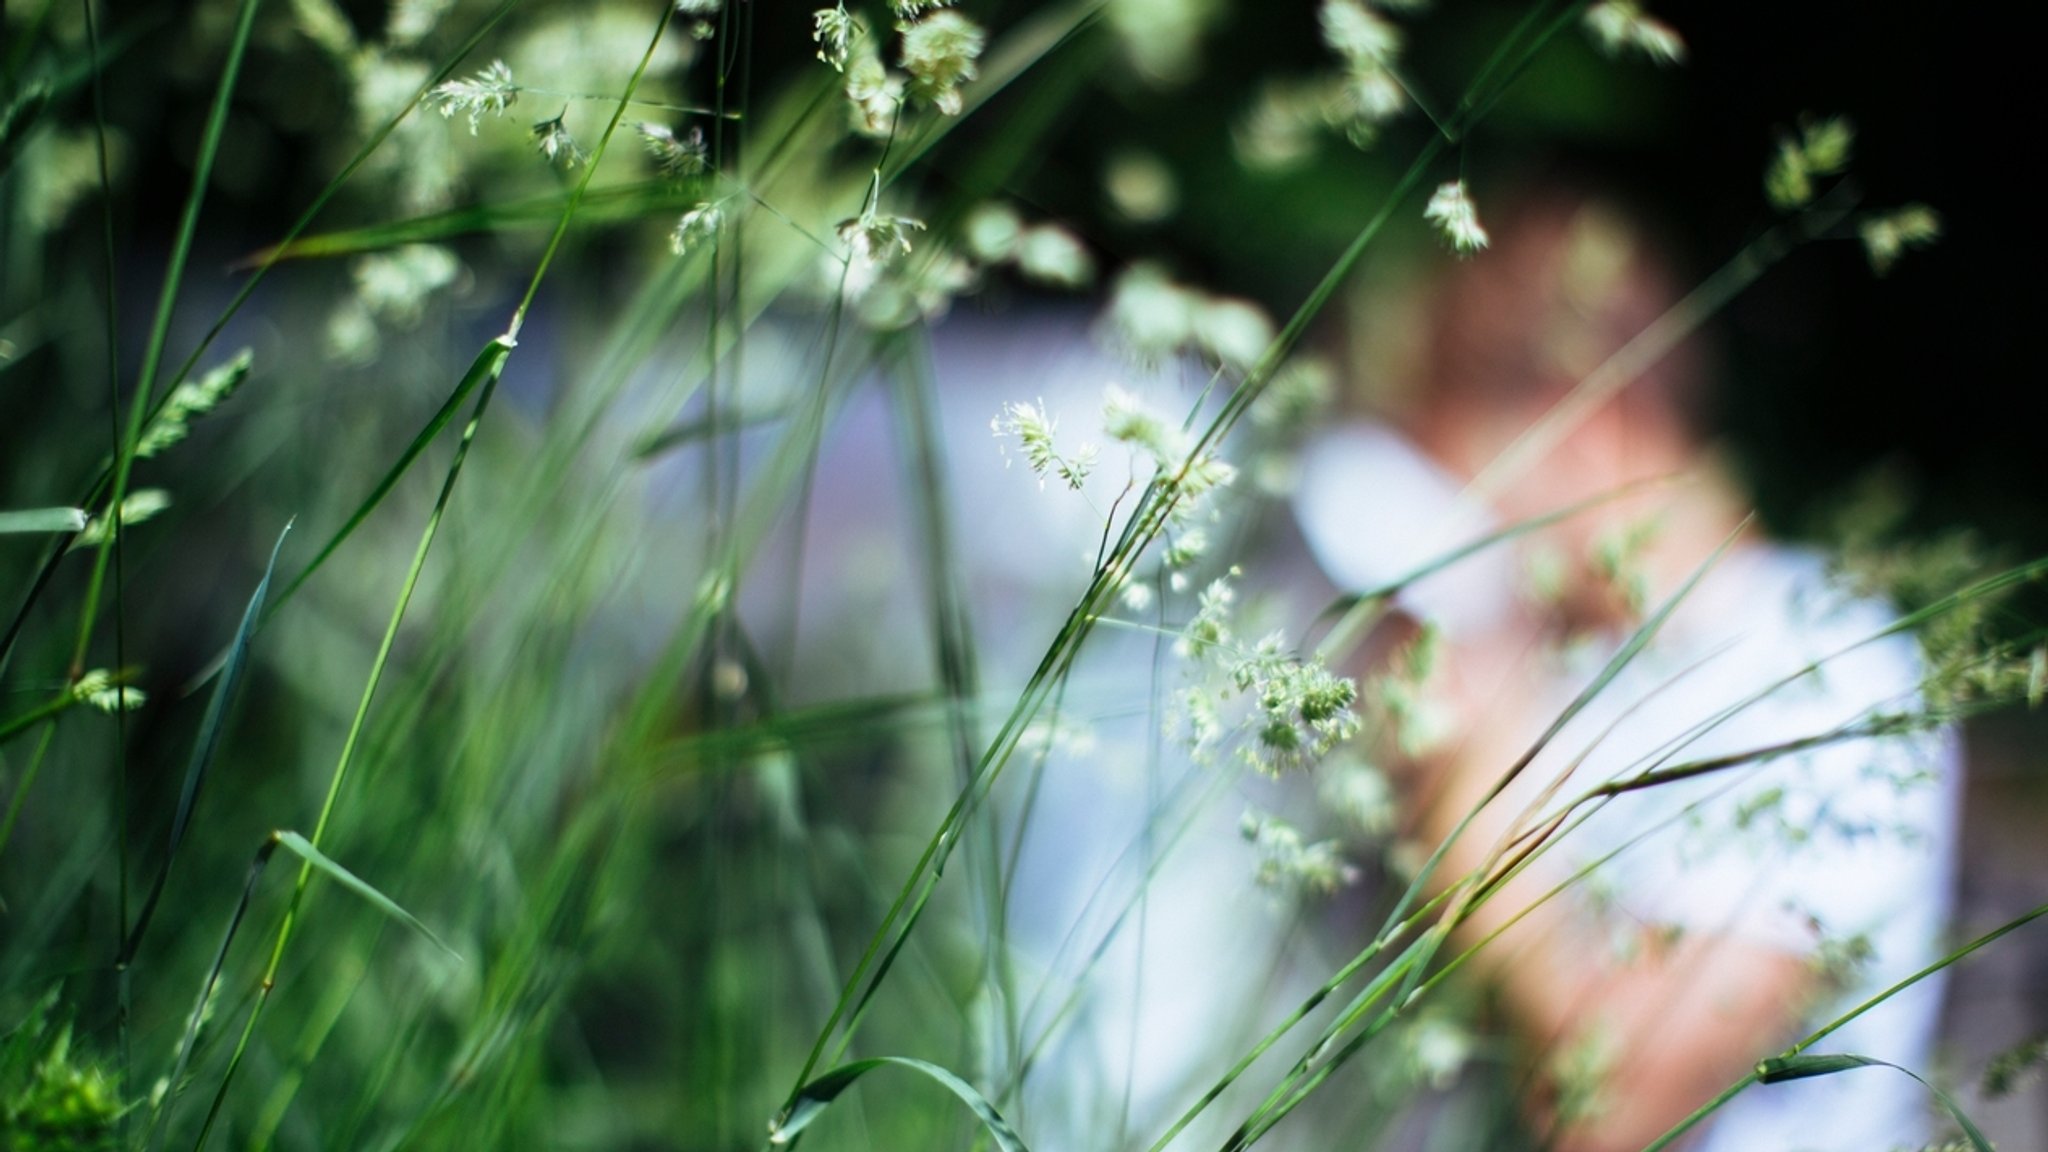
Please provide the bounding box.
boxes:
[637,122,708,178]
[1424,179,1489,254]
[671,202,724,256]
[991,399,1097,490]
[1765,115,1854,211]
[1860,204,1943,275]
[138,348,253,458]
[426,59,517,133]
[1583,2,1687,65]
[531,112,588,168]
[813,5,861,71]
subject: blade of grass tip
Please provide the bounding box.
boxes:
[266,342,506,613]
[1642,898,2048,1152]
[773,1056,1030,1152]
[68,0,263,679]
[1754,1055,1992,1151]
[269,831,458,958]
[120,523,292,965]
[0,508,87,533]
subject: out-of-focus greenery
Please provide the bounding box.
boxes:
[0,3,2041,1151]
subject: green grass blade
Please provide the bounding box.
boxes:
[1755,1055,1990,1150]
[144,837,281,1152]
[0,507,86,533]
[269,832,457,959]
[271,340,510,610]
[120,522,291,964]
[773,1055,1029,1152]
[240,180,704,264]
[1643,899,2048,1151]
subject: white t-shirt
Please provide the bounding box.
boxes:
[1296,422,1960,1149]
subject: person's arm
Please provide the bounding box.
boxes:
[1407,629,1813,1152]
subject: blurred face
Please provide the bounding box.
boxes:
[1404,193,1705,626]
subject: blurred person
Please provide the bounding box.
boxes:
[1294,188,1959,1150]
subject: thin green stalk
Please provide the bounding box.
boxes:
[81,0,135,1112]
[69,0,264,676]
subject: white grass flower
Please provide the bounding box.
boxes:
[1233,80,1330,172]
[899,10,985,116]
[637,122,708,178]
[1102,264,1196,364]
[844,38,905,136]
[1582,2,1686,65]
[671,202,724,256]
[851,244,977,330]
[891,0,955,17]
[1320,757,1398,838]
[1860,204,1943,276]
[1339,64,1406,127]
[1102,383,1177,464]
[1423,179,1489,255]
[1232,639,1362,776]
[1014,224,1094,289]
[1240,810,1360,895]
[1164,528,1208,569]
[675,0,722,13]
[427,59,518,134]
[1177,573,1238,658]
[1250,356,1335,433]
[1119,580,1157,613]
[837,210,926,265]
[389,0,454,46]
[353,244,461,326]
[1320,0,1402,67]
[1408,1016,1473,1089]
[1191,296,1274,371]
[1105,150,1179,223]
[326,300,379,365]
[531,112,588,168]
[812,5,862,71]
[963,202,1023,263]
[991,399,1096,490]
